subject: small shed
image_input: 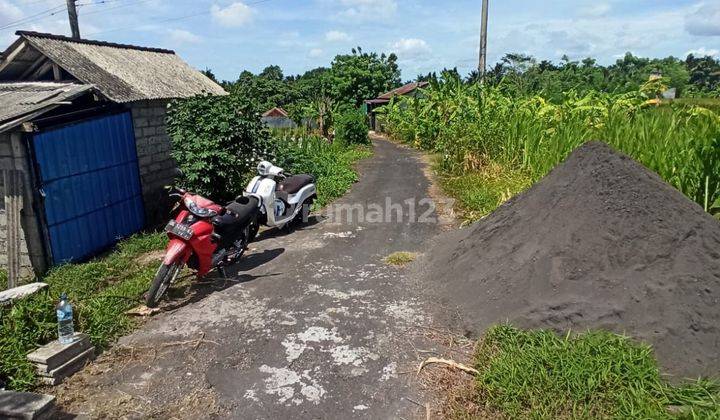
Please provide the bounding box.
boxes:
[364,81,428,131]
[261,107,296,129]
[0,31,226,284]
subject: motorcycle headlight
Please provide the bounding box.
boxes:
[184,198,217,218]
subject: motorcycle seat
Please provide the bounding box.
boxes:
[220,196,258,227]
[277,174,314,195]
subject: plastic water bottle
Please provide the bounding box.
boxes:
[56,293,75,344]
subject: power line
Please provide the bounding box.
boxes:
[0,0,150,35]
[0,3,66,31]
[76,0,156,18]
[86,0,272,37]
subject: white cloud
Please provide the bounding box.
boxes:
[211,2,253,27]
[0,0,24,26]
[686,47,719,57]
[309,48,323,57]
[325,30,350,42]
[684,3,720,36]
[338,0,397,21]
[167,29,202,44]
[578,3,611,18]
[391,38,430,58]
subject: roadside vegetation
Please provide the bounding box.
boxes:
[0,233,165,390]
[383,53,720,417]
[385,72,720,221]
[453,326,720,419]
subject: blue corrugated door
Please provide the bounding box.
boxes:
[32,112,145,264]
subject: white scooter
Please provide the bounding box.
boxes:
[243,161,317,233]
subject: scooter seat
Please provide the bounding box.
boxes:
[277,174,314,195]
[225,196,259,226]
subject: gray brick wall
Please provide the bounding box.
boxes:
[129,100,177,225]
[0,132,46,283]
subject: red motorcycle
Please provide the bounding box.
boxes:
[145,186,259,307]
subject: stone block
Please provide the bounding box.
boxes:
[142,126,157,137]
[0,283,47,306]
[36,347,95,385]
[26,333,90,369]
[0,390,55,420]
[134,117,150,128]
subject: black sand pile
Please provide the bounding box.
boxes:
[424,142,720,378]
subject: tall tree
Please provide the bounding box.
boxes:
[329,48,401,107]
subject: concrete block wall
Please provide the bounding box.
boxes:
[129,100,177,226]
[0,132,47,282]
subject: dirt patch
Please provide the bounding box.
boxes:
[134,249,165,266]
[419,141,720,378]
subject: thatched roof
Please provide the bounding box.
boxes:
[0,82,93,132]
[0,31,226,103]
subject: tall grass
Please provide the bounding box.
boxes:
[271,133,372,208]
[385,77,720,212]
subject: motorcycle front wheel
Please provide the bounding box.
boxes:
[145,261,182,308]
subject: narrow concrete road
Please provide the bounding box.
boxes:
[57,137,448,419]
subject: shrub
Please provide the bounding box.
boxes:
[166,94,275,202]
[270,133,371,207]
[334,109,369,145]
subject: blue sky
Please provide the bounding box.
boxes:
[1,0,719,81]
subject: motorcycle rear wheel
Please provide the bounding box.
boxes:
[146,261,182,308]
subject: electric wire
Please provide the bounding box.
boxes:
[86,0,272,37]
[0,3,66,31]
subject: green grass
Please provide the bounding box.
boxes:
[438,161,532,223]
[383,251,418,266]
[272,134,373,208]
[458,325,720,419]
[0,232,166,391]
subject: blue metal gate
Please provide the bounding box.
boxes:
[32,112,145,264]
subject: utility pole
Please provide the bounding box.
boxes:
[66,0,80,39]
[478,0,489,78]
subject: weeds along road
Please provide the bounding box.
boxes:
[55,135,453,419]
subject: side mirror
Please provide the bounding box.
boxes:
[236,195,250,205]
[172,167,184,178]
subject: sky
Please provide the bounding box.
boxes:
[1,0,719,82]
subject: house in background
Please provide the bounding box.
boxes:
[363,81,428,131]
[0,31,225,284]
[261,107,296,129]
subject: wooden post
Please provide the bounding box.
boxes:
[478,0,489,78]
[4,170,22,289]
[66,0,80,39]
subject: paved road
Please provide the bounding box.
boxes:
[58,137,448,419]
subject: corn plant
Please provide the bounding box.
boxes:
[384,79,720,212]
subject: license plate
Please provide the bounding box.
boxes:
[165,220,193,240]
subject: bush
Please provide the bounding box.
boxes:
[334,110,369,145]
[167,94,275,202]
[270,134,371,207]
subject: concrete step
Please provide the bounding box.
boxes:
[26,333,90,370]
[0,390,55,419]
[36,346,95,380]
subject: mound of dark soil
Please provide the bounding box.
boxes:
[424,141,720,378]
